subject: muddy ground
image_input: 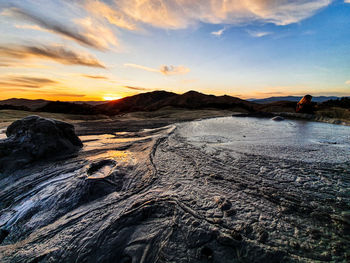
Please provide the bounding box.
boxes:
[0,114,349,262]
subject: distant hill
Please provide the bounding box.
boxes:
[3,92,346,116]
[73,101,106,106]
[0,98,106,111]
[96,91,177,114]
[97,90,256,114]
[257,101,297,113]
[0,98,50,110]
[36,101,99,115]
[96,91,178,114]
[319,97,350,109]
[146,91,255,111]
[251,96,340,104]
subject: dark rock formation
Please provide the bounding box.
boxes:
[0,115,82,173]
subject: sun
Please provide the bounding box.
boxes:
[103,95,122,101]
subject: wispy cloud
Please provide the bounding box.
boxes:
[50,93,86,98]
[83,0,136,31]
[0,44,105,68]
[5,7,117,50]
[123,85,149,91]
[211,27,226,37]
[160,65,190,75]
[0,75,58,89]
[345,80,350,85]
[247,30,272,38]
[124,63,159,73]
[81,74,108,80]
[124,63,190,75]
[345,0,350,3]
[82,0,331,30]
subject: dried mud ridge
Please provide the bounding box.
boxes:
[0,122,349,262]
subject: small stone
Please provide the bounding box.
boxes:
[209,173,224,180]
[258,230,269,243]
[220,200,232,211]
[201,247,213,259]
[271,116,284,121]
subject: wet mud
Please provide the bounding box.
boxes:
[0,117,349,262]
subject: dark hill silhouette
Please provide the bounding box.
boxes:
[0,104,30,111]
[37,101,99,115]
[251,96,340,104]
[97,90,178,114]
[0,98,106,111]
[146,90,255,111]
[5,91,346,116]
[319,97,350,109]
[0,98,49,110]
[97,90,257,115]
[257,101,297,113]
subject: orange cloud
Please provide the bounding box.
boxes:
[81,74,109,80]
[84,0,136,30]
[0,75,58,89]
[0,44,105,68]
[83,0,331,30]
[5,6,118,51]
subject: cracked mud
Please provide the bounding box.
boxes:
[0,117,349,262]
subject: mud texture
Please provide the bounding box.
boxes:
[0,117,349,262]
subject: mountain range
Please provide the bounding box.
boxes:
[250,96,341,104]
[0,92,348,115]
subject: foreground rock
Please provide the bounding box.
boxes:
[0,115,82,173]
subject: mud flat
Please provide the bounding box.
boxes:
[0,117,349,262]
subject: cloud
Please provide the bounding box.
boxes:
[81,74,108,80]
[50,93,86,98]
[345,0,350,3]
[84,0,331,30]
[74,17,119,50]
[247,30,272,37]
[124,63,190,75]
[160,65,190,75]
[0,44,105,68]
[345,80,350,85]
[5,7,117,50]
[84,0,137,30]
[123,85,149,91]
[124,63,159,73]
[0,75,58,89]
[211,27,226,37]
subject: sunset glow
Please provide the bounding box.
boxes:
[1,1,350,100]
[103,96,122,101]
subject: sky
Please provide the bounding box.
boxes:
[0,0,350,101]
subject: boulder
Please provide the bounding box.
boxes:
[0,115,82,173]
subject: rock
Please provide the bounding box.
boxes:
[0,115,82,173]
[271,116,284,121]
[220,200,232,211]
[258,230,269,243]
[214,196,232,211]
[200,247,213,259]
